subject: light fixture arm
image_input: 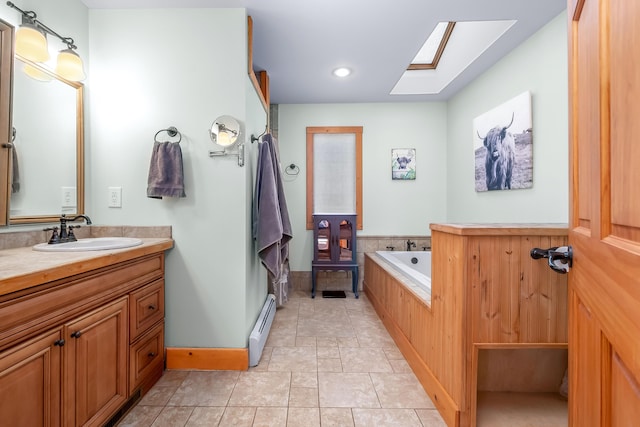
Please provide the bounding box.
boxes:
[6,1,78,50]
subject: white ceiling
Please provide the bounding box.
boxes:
[81,0,566,104]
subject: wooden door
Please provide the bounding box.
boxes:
[64,297,128,427]
[0,329,63,427]
[568,0,640,425]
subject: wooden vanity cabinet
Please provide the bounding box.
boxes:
[0,329,64,426]
[129,279,165,394]
[0,251,167,427]
[64,297,128,427]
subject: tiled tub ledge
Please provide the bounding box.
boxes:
[0,225,172,250]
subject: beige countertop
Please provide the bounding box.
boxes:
[0,238,173,297]
[430,223,569,236]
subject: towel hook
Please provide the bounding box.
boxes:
[250,125,268,143]
[154,126,182,144]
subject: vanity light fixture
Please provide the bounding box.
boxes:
[15,18,48,62]
[6,1,86,81]
[22,62,52,82]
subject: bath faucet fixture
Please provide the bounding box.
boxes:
[406,240,416,251]
[45,214,93,244]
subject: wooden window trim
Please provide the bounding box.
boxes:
[306,126,363,230]
[407,22,456,71]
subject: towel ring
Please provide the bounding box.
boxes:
[155,126,182,144]
[285,163,300,176]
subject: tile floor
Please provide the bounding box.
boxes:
[118,290,446,426]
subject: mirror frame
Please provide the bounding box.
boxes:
[9,55,85,225]
[0,19,14,226]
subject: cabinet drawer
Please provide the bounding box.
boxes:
[130,322,164,394]
[129,280,164,342]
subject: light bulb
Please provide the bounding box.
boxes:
[55,49,86,81]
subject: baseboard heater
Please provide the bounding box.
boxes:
[249,293,276,367]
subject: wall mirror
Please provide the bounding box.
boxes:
[8,54,84,224]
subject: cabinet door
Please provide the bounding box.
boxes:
[0,329,63,427]
[336,218,355,262]
[65,297,128,427]
[315,218,333,262]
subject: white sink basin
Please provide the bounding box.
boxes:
[33,237,143,252]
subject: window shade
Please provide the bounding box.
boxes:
[313,133,356,214]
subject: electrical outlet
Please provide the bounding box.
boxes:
[108,187,122,208]
[61,187,76,208]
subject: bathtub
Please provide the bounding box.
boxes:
[375,250,432,301]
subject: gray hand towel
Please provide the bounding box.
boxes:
[11,145,19,194]
[147,141,186,199]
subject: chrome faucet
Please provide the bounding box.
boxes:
[406,239,416,251]
[45,214,92,244]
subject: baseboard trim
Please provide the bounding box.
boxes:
[165,347,248,371]
[364,286,460,427]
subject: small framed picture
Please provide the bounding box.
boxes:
[392,148,416,180]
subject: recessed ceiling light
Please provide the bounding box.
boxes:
[333,67,351,77]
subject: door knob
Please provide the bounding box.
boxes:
[530,246,573,274]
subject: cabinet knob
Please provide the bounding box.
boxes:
[147,352,157,358]
[54,339,65,347]
[148,304,156,310]
[71,331,82,338]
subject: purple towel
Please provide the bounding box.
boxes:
[147,141,186,199]
[254,134,293,305]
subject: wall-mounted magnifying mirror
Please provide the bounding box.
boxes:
[209,115,240,148]
[208,115,244,167]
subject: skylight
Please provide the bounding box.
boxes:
[408,22,456,70]
[391,20,517,96]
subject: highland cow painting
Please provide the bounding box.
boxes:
[392,148,416,180]
[473,91,533,192]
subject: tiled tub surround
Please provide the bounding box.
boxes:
[0,225,172,250]
[117,290,447,427]
[291,235,432,294]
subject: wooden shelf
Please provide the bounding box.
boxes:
[476,392,567,427]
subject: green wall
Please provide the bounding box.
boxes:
[446,11,568,222]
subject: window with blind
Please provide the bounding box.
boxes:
[306,126,362,230]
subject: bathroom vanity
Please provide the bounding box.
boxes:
[0,237,172,426]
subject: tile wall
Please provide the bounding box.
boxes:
[290,235,432,294]
[0,225,172,250]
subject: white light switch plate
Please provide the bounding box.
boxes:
[61,187,76,208]
[108,187,122,208]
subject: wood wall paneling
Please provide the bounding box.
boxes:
[365,225,568,426]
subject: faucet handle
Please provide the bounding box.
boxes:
[67,225,81,242]
[44,226,61,244]
[386,246,395,251]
